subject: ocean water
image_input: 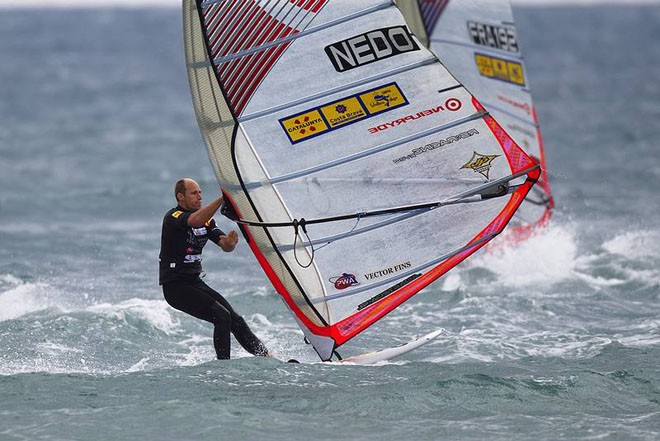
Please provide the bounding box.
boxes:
[1,4,659,441]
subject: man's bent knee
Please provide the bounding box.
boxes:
[210,301,231,325]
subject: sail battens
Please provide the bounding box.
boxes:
[238,57,438,123]
[263,111,487,186]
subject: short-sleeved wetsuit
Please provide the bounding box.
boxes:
[159,206,269,359]
[159,207,223,284]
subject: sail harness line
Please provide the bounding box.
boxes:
[524,185,553,206]
[232,167,534,229]
[278,207,424,251]
[226,164,539,266]
[273,176,514,252]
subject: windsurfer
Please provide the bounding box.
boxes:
[159,178,270,359]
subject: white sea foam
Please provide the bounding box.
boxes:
[572,271,627,287]
[0,275,178,332]
[472,225,578,287]
[602,229,660,260]
[86,298,180,334]
[0,278,58,321]
[428,328,618,364]
[37,342,84,356]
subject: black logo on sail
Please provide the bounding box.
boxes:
[325,26,420,73]
[467,21,519,53]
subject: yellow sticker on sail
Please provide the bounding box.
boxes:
[280,109,330,143]
[320,97,367,129]
[475,53,526,86]
[279,82,409,144]
[359,83,408,115]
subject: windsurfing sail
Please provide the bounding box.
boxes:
[396,0,554,240]
[183,0,540,361]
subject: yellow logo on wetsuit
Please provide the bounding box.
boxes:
[171,210,183,219]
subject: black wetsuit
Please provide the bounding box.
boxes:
[159,206,269,359]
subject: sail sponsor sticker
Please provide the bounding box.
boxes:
[279,82,408,144]
[497,94,532,116]
[461,151,500,179]
[359,83,407,115]
[474,53,525,86]
[364,261,412,280]
[467,21,519,53]
[329,273,359,290]
[280,109,330,143]
[393,128,480,164]
[367,98,463,134]
[320,97,367,129]
[324,25,420,73]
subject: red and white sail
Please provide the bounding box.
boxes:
[183,0,539,361]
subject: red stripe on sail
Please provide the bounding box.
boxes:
[209,2,249,58]
[290,0,327,13]
[231,30,297,114]
[221,19,289,92]
[204,2,300,116]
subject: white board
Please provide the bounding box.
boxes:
[337,328,444,364]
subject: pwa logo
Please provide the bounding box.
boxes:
[329,273,359,290]
[325,26,420,72]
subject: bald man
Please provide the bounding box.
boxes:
[159,178,270,359]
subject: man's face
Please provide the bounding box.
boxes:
[179,180,203,211]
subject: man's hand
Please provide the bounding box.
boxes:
[219,230,239,252]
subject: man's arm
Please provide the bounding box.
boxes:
[187,195,223,227]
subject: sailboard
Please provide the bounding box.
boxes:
[396,0,554,241]
[183,0,540,362]
[337,328,444,364]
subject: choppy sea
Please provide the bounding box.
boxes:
[1,4,659,441]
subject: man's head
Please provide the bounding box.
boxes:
[175,178,203,211]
